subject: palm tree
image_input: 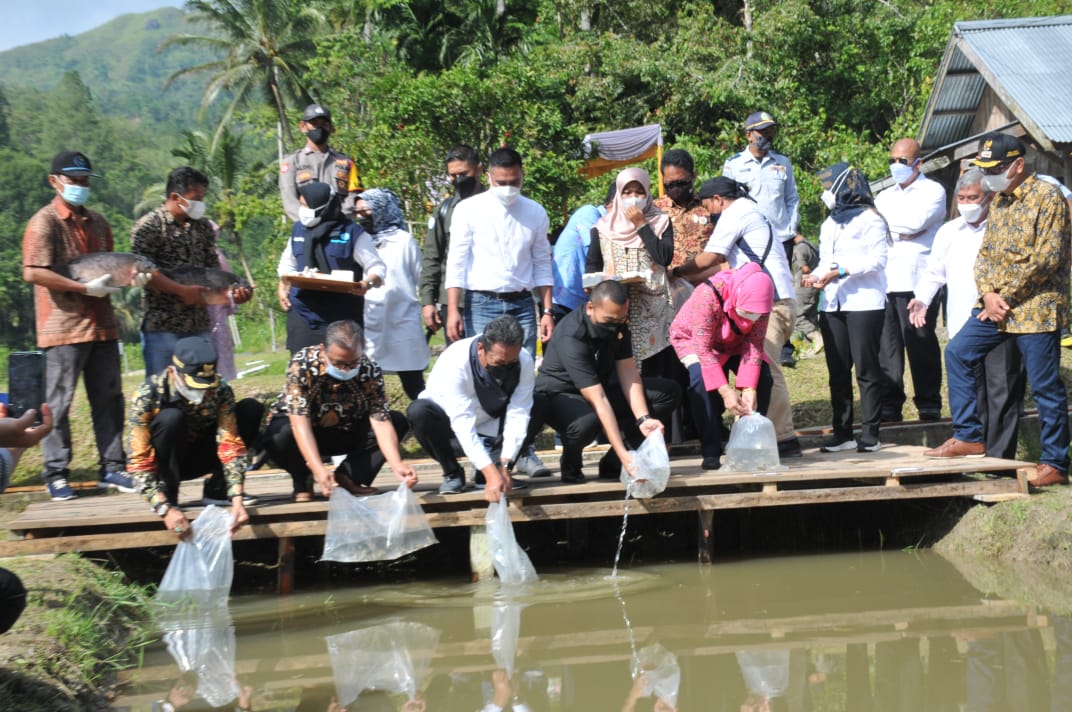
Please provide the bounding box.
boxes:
[161,0,324,151]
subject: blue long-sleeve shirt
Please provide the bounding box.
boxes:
[552,204,605,310]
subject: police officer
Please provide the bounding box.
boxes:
[279,103,363,222]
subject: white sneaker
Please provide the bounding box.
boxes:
[820,437,857,453]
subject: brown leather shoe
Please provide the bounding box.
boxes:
[923,437,985,458]
[1032,463,1069,488]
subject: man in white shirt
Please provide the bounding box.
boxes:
[407,315,533,500]
[671,177,801,458]
[874,137,947,422]
[445,147,554,356]
[908,167,1024,458]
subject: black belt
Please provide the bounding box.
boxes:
[472,290,531,300]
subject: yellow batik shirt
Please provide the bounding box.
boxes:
[974,175,1071,333]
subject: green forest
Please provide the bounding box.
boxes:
[0,0,1062,353]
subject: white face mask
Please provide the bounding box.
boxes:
[981,163,1015,193]
[821,189,836,211]
[180,197,207,220]
[492,185,520,206]
[621,196,647,211]
[957,201,985,224]
[171,370,208,404]
[298,205,321,227]
[889,161,917,185]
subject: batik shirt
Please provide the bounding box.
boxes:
[974,175,1071,333]
[269,345,391,428]
[653,196,714,269]
[131,207,219,334]
[128,373,248,507]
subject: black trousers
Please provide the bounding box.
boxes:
[395,370,426,401]
[523,376,681,478]
[640,345,694,445]
[974,336,1026,459]
[407,398,502,481]
[261,410,408,493]
[821,309,885,442]
[879,291,943,416]
[686,359,773,461]
[151,398,264,504]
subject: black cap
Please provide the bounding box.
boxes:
[50,150,99,177]
[973,132,1025,168]
[171,336,220,389]
[697,176,737,200]
[301,103,332,122]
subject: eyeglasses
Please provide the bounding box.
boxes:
[981,160,1015,176]
[663,179,693,191]
[888,157,917,166]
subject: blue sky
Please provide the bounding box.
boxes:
[1,1,184,52]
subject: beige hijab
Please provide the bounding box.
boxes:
[594,167,671,249]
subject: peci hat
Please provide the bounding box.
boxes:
[973,133,1025,168]
[744,111,778,131]
[301,103,332,122]
[171,336,220,389]
[50,150,99,177]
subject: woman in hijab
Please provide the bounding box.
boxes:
[803,163,889,454]
[585,167,676,374]
[357,188,429,401]
[276,181,386,353]
[669,262,775,469]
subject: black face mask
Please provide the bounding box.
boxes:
[663,179,694,207]
[485,361,520,388]
[358,216,375,233]
[305,127,329,146]
[754,134,774,152]
[588,315,620,341]
[452,174,477,198]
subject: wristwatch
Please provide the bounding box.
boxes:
[540,306,552,318]
[152,501,171,517]
[635,414,652,427]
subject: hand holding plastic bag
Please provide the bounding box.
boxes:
[722,413,782,472]
[327,620,440,707]
[485,498,538,585]
[621,433,671,499]
[322,482,437,562]
[157,505,235,599]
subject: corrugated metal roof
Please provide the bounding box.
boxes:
[919,15,1072,151]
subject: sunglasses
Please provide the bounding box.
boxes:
[888,157,918,166]
[981,160,1016,176]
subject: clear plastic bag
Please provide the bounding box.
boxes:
[485,498,538,585]
[322,482,438,563]
[635,643,681,708]
[157,505,235,600]
[621,432,671,499]
[491,602,523,677]
[722,413,783,472]
[670,277,695,312]
[158,600,239,707]
[326,620,441,707]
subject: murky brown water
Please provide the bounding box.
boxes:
[118,550,1072,711]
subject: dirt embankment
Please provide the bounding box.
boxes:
[0,554,152,711]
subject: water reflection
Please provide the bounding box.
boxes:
[122,552,1072,711]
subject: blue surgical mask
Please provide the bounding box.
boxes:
[62,184,90,206]
[325,363,359,381]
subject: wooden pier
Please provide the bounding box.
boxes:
[1,443,1031,591]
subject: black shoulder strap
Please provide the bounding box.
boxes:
[701,279,742,335]
[734,217,773,265]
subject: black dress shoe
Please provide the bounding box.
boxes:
[701,457,721,470]
[777,438,803,458]
[918,409,941,421]
[561,471,586,484]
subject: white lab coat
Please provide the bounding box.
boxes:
[363,227,430,372]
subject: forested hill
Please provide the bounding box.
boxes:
[0,7,209,132]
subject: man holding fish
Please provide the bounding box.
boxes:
[131,166,253,376]
[21,151,144,501]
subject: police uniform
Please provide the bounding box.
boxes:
[721,149,800,250]
[279,145,363,222]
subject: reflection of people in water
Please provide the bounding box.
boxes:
[622,644,680,712]
[962,628,1050,711]
[622,673,678,712]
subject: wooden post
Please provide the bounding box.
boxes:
[469,525,494,582]
[277,537,295,594]
[697,508,714,564]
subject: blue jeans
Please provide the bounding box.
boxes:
[142,330,212,379]
[464,291,538,357]
[946,311,1068,472]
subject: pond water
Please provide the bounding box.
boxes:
[118,550,1072,711]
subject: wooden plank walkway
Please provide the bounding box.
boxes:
[1,443,1031,589]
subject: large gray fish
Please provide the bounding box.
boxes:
[55,252,158,287]
[162,266,253,305]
